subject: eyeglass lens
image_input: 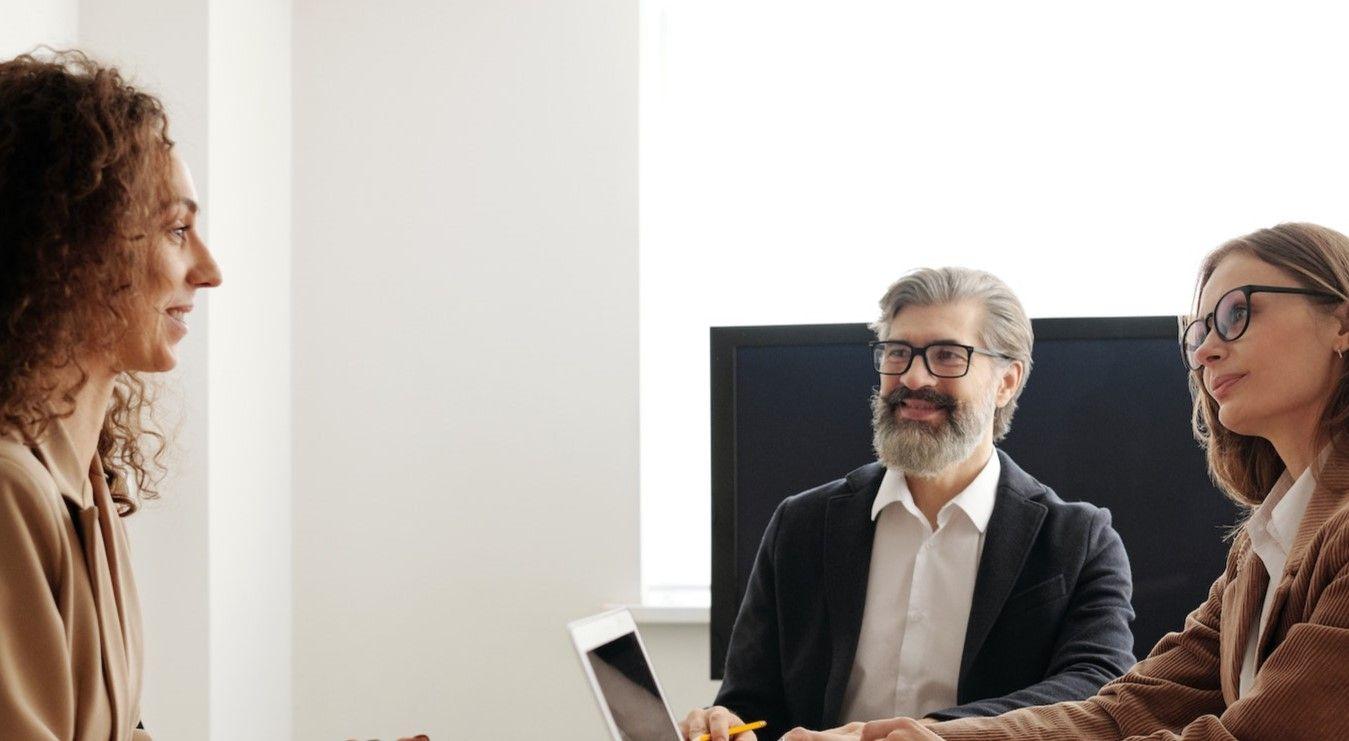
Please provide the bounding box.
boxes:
[1183,288,1249,360]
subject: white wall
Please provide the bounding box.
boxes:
[0,0,77,57]
[206,0,293,738]
[291,0,640,737]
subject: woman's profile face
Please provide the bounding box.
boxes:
[1192,252,1342,439]
[116,153,222,373]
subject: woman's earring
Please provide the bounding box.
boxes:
[1339,348,1344,359]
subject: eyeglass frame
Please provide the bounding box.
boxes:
[1179,283,1340,371]
[869,340,1013,379]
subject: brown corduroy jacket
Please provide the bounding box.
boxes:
[929,448,1349,740]
[0,420,150,740]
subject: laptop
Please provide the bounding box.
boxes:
[568,608,685,741]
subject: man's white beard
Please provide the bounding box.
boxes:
[870,381,997,476]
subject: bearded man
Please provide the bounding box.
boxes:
[680,268,1136,741]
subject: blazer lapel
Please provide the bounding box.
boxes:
[1285,445,1349,576]
[958,456,1047,683]
[1220,540,1267,703]
[1249,445,1349,674]
[819,466,882,728]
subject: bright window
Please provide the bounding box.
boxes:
[640,0,1349,600]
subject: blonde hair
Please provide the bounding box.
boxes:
[1188,223,1349,507]
[872,267,1033,441]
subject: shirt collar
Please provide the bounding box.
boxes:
[28,417,94,508]
[1248,446,1329,555]
[871,450,1001,533]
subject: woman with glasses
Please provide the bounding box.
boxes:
[785,222,1349,741]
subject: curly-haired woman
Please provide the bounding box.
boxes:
[0,51,220,739]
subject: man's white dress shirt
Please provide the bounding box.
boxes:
[839,452,1000,722]
[1237,452,1323,698]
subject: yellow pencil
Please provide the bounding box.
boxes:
[696,720,767,741]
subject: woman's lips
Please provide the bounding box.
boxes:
[164,308,190,338]
[1210,373,1245,401]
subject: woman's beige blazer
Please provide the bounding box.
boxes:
[0,419,149,740]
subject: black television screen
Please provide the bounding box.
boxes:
[709,317,1239,679]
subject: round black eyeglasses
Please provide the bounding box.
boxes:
[1180,284,1339,370]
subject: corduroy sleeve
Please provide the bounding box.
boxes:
[927,537,1241,741]
[1119,519,1349,741]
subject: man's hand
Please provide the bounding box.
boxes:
[777,721,864,740]
[779,718,941,741]
[679,705,757,741]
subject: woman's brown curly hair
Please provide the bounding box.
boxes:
[0,50,179,515]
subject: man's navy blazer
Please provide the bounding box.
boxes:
[713,450,1136,739]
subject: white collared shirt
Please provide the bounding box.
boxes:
[839,452,1001,722]
[1238,451,1322,698]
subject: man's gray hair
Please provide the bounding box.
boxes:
[870,267,1034,441]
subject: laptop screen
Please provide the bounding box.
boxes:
[585,632,681,741]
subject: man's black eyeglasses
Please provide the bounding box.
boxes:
[870,340,1011,379]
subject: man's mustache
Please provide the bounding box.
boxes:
[882,386,958,412]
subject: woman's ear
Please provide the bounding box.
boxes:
[1334,302,1349,353]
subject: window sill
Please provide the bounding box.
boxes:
[609,585,710,625]
[623,604,710,625]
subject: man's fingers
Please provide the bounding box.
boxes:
[707,707,728,741]
[705,705,742,741]
[681,705,754,741]
[859,718,921,741]
[883,726,942,741]
[682,708,709,740]
[858,718,941,741]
